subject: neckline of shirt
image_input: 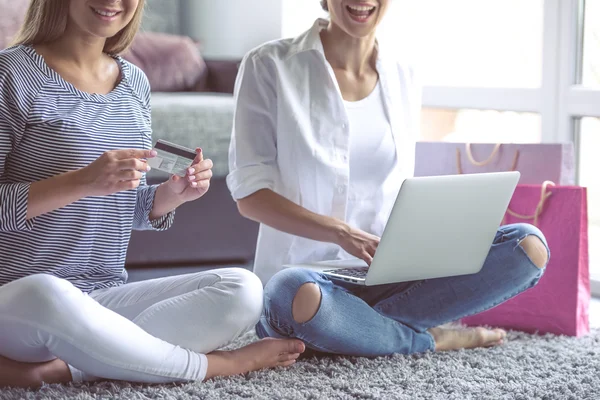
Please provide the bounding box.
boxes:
[20,44,130,104]
[343,80,382,108]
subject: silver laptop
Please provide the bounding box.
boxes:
[284,171,520,286]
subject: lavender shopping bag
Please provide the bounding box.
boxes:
[414,143,575,185]
[461,183,590,337]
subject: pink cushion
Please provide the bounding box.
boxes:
[0,0,28,49]
[122,32,208,92]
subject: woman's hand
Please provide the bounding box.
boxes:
[334,224,381,265]
[165,148,213,203]
[77,149,155,196]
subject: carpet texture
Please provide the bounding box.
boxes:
[2,329,599,400]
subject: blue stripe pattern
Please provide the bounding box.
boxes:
[0,45,173,292]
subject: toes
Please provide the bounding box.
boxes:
[484,339,504,348]
[263,338,305,354]
[282,339,305,354]
[489,329,506,342]
[278,359,297,368]
[278,352,300,362]
[479,328,506,344]
[467,327,505,348]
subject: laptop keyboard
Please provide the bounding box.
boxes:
[324,267,369,278]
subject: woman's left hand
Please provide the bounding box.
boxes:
[166,148,213,203]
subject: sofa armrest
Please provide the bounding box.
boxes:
[204,59,241,94]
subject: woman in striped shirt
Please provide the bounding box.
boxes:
[0,0,304,388]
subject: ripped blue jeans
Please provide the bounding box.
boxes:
[256,223,549,356]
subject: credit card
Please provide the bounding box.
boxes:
[147,139,196,177]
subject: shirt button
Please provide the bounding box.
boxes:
[337,186,345,194]
[342,123,347,129]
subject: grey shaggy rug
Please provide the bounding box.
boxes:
[2,329,599,400]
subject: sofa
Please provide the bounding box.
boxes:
[121,37,259,268]
[125,72,260,269]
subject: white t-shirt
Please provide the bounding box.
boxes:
[343,81,397,234]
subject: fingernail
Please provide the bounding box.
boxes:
[150,150,157,157]
[188,168,194,174]
[191,182,198,187]
[146,165,151,172]
[188,175,195,181]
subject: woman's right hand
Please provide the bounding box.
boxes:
[76,149,156,196]
[334,224,381,265]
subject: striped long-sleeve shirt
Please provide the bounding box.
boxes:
[0,45,174,292]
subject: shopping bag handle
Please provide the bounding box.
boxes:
[456,143,520,174]
[504,181,555,226]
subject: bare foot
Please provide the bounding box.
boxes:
[205,338,305,379]
[428,326,507,351]
[233,337,306,370]
[0,355,72,388]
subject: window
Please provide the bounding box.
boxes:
[281,0,545,88]
[381,0,544,88]
[281,0,327,38]
[582,0,600,86]
[571,1,600,292]
[420,109,541,143]
[578,117,600,278]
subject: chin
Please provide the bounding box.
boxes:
[84,27,122,41]
[337,22,378,39]
[334,2,385,38]
[347,26,377,38]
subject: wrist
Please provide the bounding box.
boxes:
[149,183,185,221]
[326,218,350,245]
[159,181,187,206]
[62,169,92,198]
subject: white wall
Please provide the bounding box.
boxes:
[281,0,327,38]
[179,0,283,59]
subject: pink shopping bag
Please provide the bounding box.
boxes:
[414,142,575,185]
[461,182,590,337]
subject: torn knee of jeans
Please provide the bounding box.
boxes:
[291,282,322,324]
[518,235,549,269]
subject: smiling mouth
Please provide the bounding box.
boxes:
[346,4,377,21]
[91,7,122,18]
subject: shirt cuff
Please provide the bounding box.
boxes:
[133,184,175,231]
[226,165,277,200]
[0,182,35,232]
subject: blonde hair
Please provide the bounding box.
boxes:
[12,0,145,54]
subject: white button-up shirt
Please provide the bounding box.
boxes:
[227,19,422,285]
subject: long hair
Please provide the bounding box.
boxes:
[11,0,145,54]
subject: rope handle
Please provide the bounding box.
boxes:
[456,144,520,174]
[503,181,555,226]
[467,143,501,166]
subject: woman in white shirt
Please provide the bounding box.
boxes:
[228,0,550,355]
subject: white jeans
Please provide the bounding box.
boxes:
[0,268,263,383]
